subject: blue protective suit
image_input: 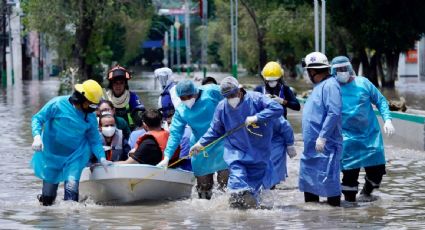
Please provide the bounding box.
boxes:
[163,84,228,176]
[198,91,283,195]
[31,96,105,184]
[270,117,294,186]
[340,76,391,170]
[299,77,342,197]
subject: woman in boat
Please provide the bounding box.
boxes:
[104,65,145,130]
[97,113,130,162]
[96,100,131,140]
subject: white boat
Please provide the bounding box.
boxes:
[79,164,196,204]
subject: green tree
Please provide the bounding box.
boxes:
[22,0,153,81]
[328,0,425,87]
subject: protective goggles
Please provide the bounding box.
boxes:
[221,87,239,97]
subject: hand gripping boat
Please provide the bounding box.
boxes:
[79,164,195,204]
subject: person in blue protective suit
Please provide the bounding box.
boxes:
[104,65,145,130]
[191,76,283,209]
[254,61,300,119]
[31,80,112,206]
[155,67,180,122]
[156,80,229,199]
[270,117,297,189]
[331,56,395,202]
[299,52,343,207]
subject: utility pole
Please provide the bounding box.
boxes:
[170,25,174,69]
[314,0,326,54]
[184,0,191,77]
[174,16,181,75]
[1,0,7,87]
[230,0,238,78]
[201,0,208,78]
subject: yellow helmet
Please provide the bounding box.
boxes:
[74,79,103,104]
[261,61,284,81]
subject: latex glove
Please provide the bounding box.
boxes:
[32,135,43,151]
[190,142,204,156]
[383,120,395,136]
[287,145,297,159]
[100,158,113,172]
[315,137,326,153]
[245,115,258,125]
[156,156,170,168]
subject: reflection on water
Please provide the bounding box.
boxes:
[1,77,425,229]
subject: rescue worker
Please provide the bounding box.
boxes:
[157,80,229,200]
[270,117,297,189]
[192,76,283,209]
[31,80,112,206]
[254,61,300,119]
[299,52,343,207]
[155,67,180,121]
[104,65,145,130]
[331,56,395,202]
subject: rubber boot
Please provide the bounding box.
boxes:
[304,192,319,203]
[198,190,212,200]
[327,195,341,207]
[229,191,257,209]
[37,194,55,206]
[343,191,357,202]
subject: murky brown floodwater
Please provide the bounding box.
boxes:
[1,74,425,229]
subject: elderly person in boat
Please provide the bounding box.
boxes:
[331,56,395,202]
[117,109,180,166]
[157,79,229,200]
[31,80,112,206]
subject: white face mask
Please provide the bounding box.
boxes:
[102,126,116,137]
[182,98,196,109]
[267,80,278,88]
[227,97,240,108]
[336,72,351,83]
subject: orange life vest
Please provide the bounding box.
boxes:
[135,129,180,164]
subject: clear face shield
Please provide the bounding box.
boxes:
[331,62,355,83]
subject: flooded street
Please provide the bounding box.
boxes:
[1,75,425,229]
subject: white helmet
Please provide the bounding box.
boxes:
[303,52,330,69]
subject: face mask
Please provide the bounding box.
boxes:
[227,97,240,108]
[102,126,116,137]
[182,98,196,109]
[336,72,350,83]
[267,81,278,88]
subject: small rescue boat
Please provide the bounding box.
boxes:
[79,164,195,204]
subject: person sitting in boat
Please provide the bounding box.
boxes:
[191,76,283,209]
[96,100,131,140]
[96,113,130,162]
[117,109,180,166]
[104,65,145,130]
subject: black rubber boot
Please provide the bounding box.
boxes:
[304,192,320,203]
[327,195,341,207]
[37,194,56,206]
[342,191,357,202]
[197,190,212,200]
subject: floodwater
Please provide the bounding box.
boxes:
[1,74,425,229]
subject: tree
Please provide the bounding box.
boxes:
[22,0,153,81]
[329,0,425,88]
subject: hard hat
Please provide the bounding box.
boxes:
[107,65,131,80]
[154,67,173,87]
[330,56,354,75]
[74,79,103,104]
[302,52,330,69]
[261,61,284,80]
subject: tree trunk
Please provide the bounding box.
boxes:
[369,52,380,87]
[240,0,267,73]
[382,51,398,88]
[75,0,96,81]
